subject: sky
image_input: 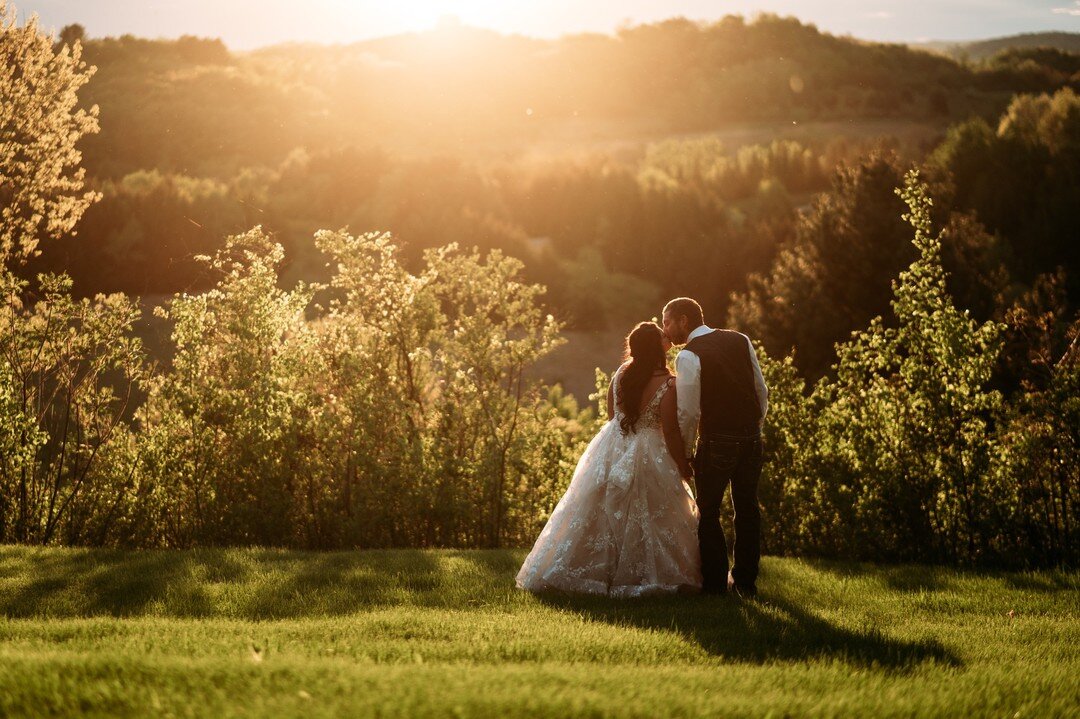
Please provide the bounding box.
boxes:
[10,1,1080,49]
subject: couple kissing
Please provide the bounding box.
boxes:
[516,297,768,598]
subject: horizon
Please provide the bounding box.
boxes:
[10,0,1080,50]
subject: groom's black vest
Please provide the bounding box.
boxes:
[685,329,762,438]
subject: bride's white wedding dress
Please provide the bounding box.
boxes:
[516,370,702,596]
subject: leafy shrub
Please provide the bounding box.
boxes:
[0,272,146,544]
[992,280,1079,566]
[759,171,1013,564]
[136,227,593,548]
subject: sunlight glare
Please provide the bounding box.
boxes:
[371,1,527,35]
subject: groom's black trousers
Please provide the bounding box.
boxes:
[693,432,764,591]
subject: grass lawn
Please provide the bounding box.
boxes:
[0,547,1077,717]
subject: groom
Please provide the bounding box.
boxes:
[662,297,768,597]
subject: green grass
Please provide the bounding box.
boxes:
[0,547,1077,717]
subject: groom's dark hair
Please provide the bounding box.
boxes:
[663,297,703,327]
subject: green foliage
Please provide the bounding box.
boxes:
[993,277,1080,565]
[2,0,1077,565]
[34,136,826,329]
[0,271,146,544]
[135,227,589,548]
[935,32,1080,62]
[0,3,99,268]
[35,14,1063,323]
[137,228,317,545]
[589,367,612,425]
[0,7,593,551]
[65,14,1018,181]
[822,173,1005,562]
[976,46,1080,92]
[730,151,1008,380]
[549,247,660,330]
[307,228,575,548]
[754,348,820,555]
[729,152,915,379]
[0,5,145,547]
[929,88,1080,290]
[640,138,829,201]
[738,91,1079,385]
[760,170,1019,561]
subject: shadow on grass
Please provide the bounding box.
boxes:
[812,561,955,593]
[236,548,451,618]
[0,546,517,619]
[0,548,202,617]
[535,590,960,671]
[802,557,1080,594]
[998,572,1079,592]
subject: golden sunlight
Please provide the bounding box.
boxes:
[2,1,1078,714]
[370,1,528,35]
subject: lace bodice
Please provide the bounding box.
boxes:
[613,368,672,431]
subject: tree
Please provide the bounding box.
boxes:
[137,228,317,546]
[0,272,145,544]
[829,171,1004,561]
[730,151,1007,381]
[58,23,85,49]
[0,3,99,268]
[728,152,919,379]
[929,88,1080,290]
[0,4,144,546]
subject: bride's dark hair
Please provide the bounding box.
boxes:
[617,321,668,435]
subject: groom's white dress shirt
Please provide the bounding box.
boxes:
[675,325,769,458]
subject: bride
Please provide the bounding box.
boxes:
[516,321,702,596]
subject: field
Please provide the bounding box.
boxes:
[0,547,1077,717]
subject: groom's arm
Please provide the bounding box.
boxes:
[674,349,701,457]
[744,335,769,419]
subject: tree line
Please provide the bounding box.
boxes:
[61,16,1078,180]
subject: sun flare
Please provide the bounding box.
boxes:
[371,1,527,35]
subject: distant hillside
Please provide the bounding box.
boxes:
[914,32,1080,61]
[68,14,1078,180]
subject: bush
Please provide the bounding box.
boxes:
[759,170,1012,564]
[135,227,593,548]
[992,282,1079,566]
[0,272,146,544]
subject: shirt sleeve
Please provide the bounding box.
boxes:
[674,349,701,457]
[744,335,769,420]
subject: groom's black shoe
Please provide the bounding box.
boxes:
[700,581,727,596]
